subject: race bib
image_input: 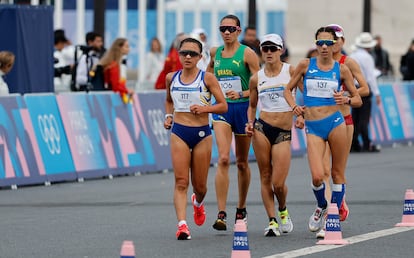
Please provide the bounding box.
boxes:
[219,76,242,95]
[306,79,338,98]
[172,90,201,112]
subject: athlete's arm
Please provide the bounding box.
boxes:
[206,47,217,73]
[339,64,362,108]
[284,59,308,116]
[246,72,259,136]
[345,57,370,97]
[202,72,228,114]
[164,72,175,129]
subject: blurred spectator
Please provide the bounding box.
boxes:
[100,38,134,97]
[371,35,393,78]
[54,29,73,91]
[144,37,164,85]
[191,28,210,71]
[305,47,318,58]
[73,31,105,91]
[350,32,381,152]
[0,50,15,95]
[154,32,186,90]
[281,44,290,62]
[240,26,261,57]
[400,39,414,81]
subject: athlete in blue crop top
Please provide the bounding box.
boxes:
[164,38,227,240]
[283,27,362,236]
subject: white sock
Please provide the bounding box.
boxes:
[178,220,187,227]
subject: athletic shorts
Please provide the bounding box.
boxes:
[171,122,211,149]
[212,101,249,135]
[254,118,291,145]
[305,111,344,141]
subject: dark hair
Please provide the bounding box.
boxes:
[220,14,241,27]
[244,26,256,33]
[315,27,338,40]
[85,32,102,44]
[179,37,203,53]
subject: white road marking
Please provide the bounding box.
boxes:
[262,227,414,258]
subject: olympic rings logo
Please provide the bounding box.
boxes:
[147,109,169,146]
[38,114,61,155]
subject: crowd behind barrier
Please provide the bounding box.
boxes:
[0,82,413,188]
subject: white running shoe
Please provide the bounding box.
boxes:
[264,220,281,237]
[278,209,293,233]
[308,206,327,232]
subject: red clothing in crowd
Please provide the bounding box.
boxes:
[154,48,182,89]
[104,61,128,94]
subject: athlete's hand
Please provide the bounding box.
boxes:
[333,90,346,105]
[225,90,239,100]
[245,121,254,136]
[190,104,204,115]
[295,115,305,129]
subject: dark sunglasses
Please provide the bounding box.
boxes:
[315,39,336,46]
[178,50,200,57]
[261,45,280,53]
[219,26,239,33]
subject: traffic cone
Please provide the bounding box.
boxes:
[395,189,414,227]
[317,202,349,245]
[231,220,251,258]
[120,240,135,258]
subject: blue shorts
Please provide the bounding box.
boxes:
[171,122,211,149]
[305,111,344,141]
[212,101,249,135]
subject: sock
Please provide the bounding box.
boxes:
[178,220,187,227]
[331,184,346,210]
[269,217,277,223]
[237,207,246,213]
[312,182,328,209]
[193,198,203,208]
[279,207,287,212]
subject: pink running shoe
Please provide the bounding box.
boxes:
[176,223,191,240]
[339,198,349,221]
[192,193,206,226]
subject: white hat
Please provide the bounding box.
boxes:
[327,24,344,38]
[260,33,284,48]
[355,32,377,48]
[192,28,206,36]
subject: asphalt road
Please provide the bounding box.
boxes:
[0,144,413,258]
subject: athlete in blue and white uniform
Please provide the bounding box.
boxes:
[284,27,362,235]
[164,38,227,240]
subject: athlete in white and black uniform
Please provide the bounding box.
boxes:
[246,34,300,237]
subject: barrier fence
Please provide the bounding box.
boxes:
[1,82,413,188]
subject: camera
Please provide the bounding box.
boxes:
[78,45,93,53]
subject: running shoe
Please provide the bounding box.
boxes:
[316,224,326,239]
[339,199,349,221]
[235,209,248,224]
[278,209,293,233]
[191,193,206,226]
[264,220,281,237]
[308,206,327,232]
[176,224,191,240]
[212,211,227,231]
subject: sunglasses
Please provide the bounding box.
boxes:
[219,26,240,33]
[178,50,200,57]
[261,45,280,53]
[315,39,336,46]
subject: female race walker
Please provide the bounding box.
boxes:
[246,34,303,237]
[284,26,362,235]
[164,38,227,240]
